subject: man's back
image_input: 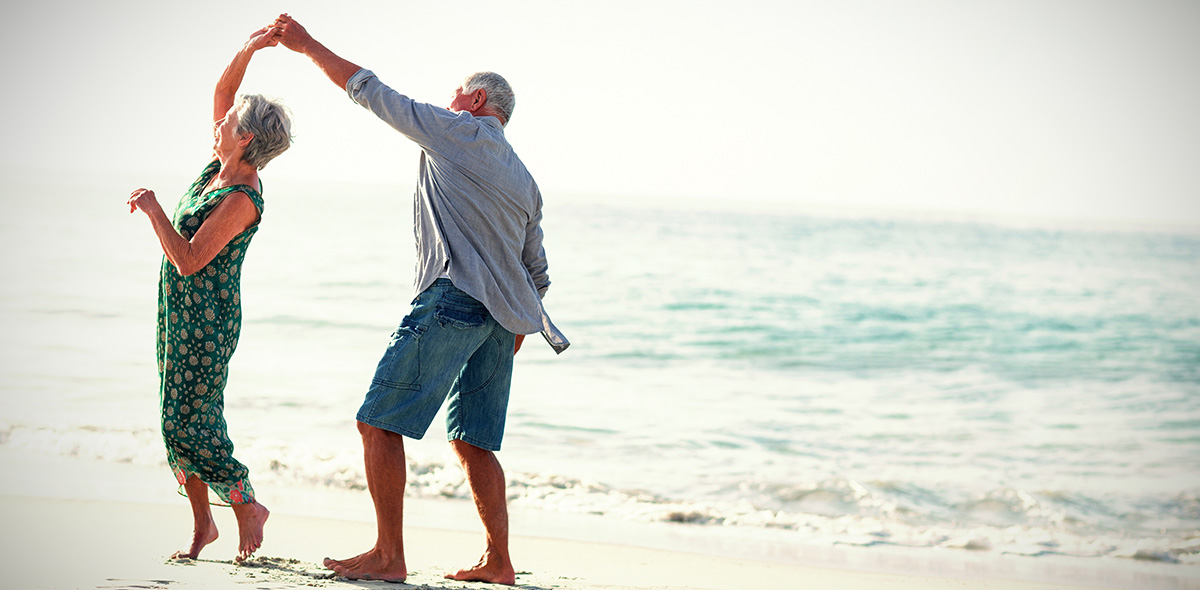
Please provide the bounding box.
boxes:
[346,69,550,335]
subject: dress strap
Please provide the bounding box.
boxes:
[187,160,222,198]
[207,184,264,215]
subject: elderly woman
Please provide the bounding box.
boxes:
[127,26,291,562]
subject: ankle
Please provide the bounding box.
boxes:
[233,500,264,517]
[371,546,405,563]
[484,545,510,561]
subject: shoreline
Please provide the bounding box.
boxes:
[0,449,1194,589]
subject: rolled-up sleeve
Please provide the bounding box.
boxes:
[345,68,374,100]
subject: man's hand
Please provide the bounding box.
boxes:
[273,13,313,53]
[269,13,362,91]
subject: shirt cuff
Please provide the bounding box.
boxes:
[345,68,374,102]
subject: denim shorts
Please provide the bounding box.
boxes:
[357,279,516,451]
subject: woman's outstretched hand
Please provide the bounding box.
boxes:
[128,188,161,215]
[246,25,281,52]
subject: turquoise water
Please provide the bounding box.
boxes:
[1,172,1198,566]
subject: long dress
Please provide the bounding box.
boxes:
[156,160,264,505]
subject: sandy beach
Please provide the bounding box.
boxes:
[3,449,1193,590]
[0,494,1110,590]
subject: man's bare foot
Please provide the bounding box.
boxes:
[445,550,516,585]
[232,501,269,562]
[170,520,218,560]
[323,549,407,583]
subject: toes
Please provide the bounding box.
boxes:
[332,563,366,580]
[237,544,258,563]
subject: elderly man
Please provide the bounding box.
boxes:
[274,14,564,585]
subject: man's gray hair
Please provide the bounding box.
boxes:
[462,72,515,125]
[234,94,293,170]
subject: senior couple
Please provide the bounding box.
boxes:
[127,15,564,585]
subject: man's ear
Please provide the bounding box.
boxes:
[238,132,255,148]
[472,88,488,111]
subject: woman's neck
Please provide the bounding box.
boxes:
[215,155,259,187]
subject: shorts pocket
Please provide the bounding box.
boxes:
[435,291,488,329]
[370,318,425,390]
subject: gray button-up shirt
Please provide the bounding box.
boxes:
[346,69,551,336]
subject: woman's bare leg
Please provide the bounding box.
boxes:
[232,499,270,562]
[171,475,219,559]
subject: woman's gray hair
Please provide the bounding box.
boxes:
[462,72,515,125]
[234,94,293,170]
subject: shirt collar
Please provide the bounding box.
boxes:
[478,115,504,132]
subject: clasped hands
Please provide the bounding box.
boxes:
[246,14,312,53]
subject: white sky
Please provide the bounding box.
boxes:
[2,0,1198,226]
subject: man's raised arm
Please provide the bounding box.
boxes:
[274,14,363,90]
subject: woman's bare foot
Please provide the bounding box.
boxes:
[170,519,218,560]
[323,549,407,582]
[445,549,516,585]
[232,501,269,562]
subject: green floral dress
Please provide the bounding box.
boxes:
[157,160,263,505]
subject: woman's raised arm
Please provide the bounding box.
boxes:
[213,27,280,123]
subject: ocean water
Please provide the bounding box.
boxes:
[1,170,1199,571]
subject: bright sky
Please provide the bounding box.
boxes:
[3,0,1198,226]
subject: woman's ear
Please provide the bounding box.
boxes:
[238,132,255,148]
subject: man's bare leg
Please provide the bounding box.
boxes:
[445,439,516,585]
[324,421,408,582]
[171,475,218,559]
[231,500,270,562]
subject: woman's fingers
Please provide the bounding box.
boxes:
[128,188,155,213]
